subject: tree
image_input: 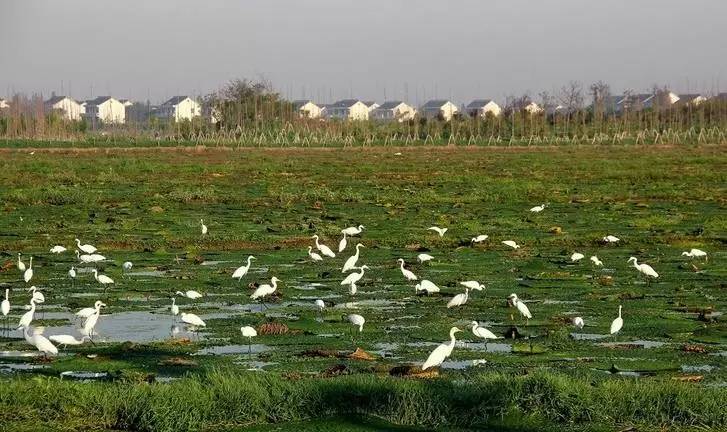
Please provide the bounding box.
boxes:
[205,77,292,129]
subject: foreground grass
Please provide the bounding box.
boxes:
[1,369,725,431]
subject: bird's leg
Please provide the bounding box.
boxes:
[248,339,252,356]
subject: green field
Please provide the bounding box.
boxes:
[0,145,725,431]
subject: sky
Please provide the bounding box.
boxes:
[1,0,725,105]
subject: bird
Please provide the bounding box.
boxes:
[312,235,336,258]
[181,312,206,328]
[338,232,347,253]
[341,265,368,287]
[415,280,440,295]
[75,239,97,254]
[88,253,106,263]
[314,299,325,312]
[122,261,133,275]
[17,253,26,272]
[422,327,462,370]
[176,290,203,300]
[24,326,58,357]
[349,283,358,295]
[1,289,10,332]
[83,302,106,340]
[341,225,365,236]
[92,269,114,290]
[232,256,256,280]
[590,256,603,266]
[68,266,77,280]
[682,248,708,260]
[571,252,585,262]
[171,298,179,318]
[76,250,105,263]
[48,334,89,349]
[627,257,659,280]
[502,240,520,249]
[507,293,532,323]
[18,298,38,329]
[471,235,489,243]
[397,258,417,281]
[23,256,33,283]
[428,226,447,237]
[447,288,469,308]
[471,321,499,350]
[200,219,208,236]
[529,204,546,213]
[28,286,44,304]
[347,314,365,332]
[460,281,485,291]
[49,245,67,254]
[250,277,280,307]
[602,235,620,243]
[342,243,364,272]
[610,306,623,335]
[240,326,257,353]
[307,246,323,262]
[573,317,585,329]
[76,301,105,319]
[417,253,434,264]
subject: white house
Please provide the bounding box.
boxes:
[0,98,9,109]
[44,96,83,121]
[371,101,416,122]
[677,94,706,107]
[156,96,201,122]
[292,100,323,119]
[119,99,134,108]
[465,99,502,118]
[363,101,380,113]
[523,101,544,114]
[420,100,459,121]
[325,99,370,120]
[83,96,126,124]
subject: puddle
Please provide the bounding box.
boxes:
[235,360,277,370]
[126,270,167,277]
[69,292,100,298]
[60,371,109,380]
[543,300,580,305]
[317,333,343,338]
[571,333,609,341]
[681,365,716,373]
[200,261,231,266]
[292,282,326,291]
[333,299,404,310]
[265,312,299,320]
[155,376,180,383]
[440,359,489,369]
[297,294,342,300]
[600,340,667,349]
[195,344,271,355]
[0,350,45,358]
[459,342,513,353]
[0,362,49,373]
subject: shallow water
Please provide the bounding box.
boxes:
[60,370,109,380]
[571,333,609,341]
[600,340,667,349]
[195,344,271,355]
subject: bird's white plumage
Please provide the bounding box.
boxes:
[68,266,76,278]
[397,259,417,281]
[76,301,105,318]
[122,261,133,271]
[471,235,489,243]
[307,246,323,262]
[171,298,179,316]
[508,294,532,319]
[240,326,257,338]
[573,317,585,329]
[342,244,364,272]
[428,226,447,237]
[181,312,206,327]
[529,204,546,213]
[28,287,44,304]
[682,248,707,259]
[415,279,440,294]
[232,256,256,279]
[250,277,280,300]
[176,290,203,299]
[25,327,57,355]
[49,334,88,347]
[338,233,348,253]
[93,269,114,286]
[341,225,364,236]
[627,257,659,278]
[460,281,485,291]
[502,240,520,249]
[200,219,208,235]
[590,256,603,266]
[18,299,37,329]
[75,239,97,254]
[17,253,26,272]
[341,265,368,286]
[610,306,623,334]
[417,253,433,263]
[447,289,469,308]
[471,321,498,340]
[314,299,325,311]
[603,235,620,243]
[348,314,365,332]
[422,327,461,370]
[50,245,67,254]
[571,252,585,262]
[23,257,33,283]
[1,289,9,317]
[312,235,336,258]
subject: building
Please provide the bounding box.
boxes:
[119,99,134,108]
[420,100,459,121]
[83,96,126,124]
[156,96,201,122]
[363,101,380,113]
[44,95,83,121]
[0,98,9,109]
[371,101,417,122]
[292,100,324,119]
[615,91,679,112]
[465,99,502,118]
[676,94,706,107]
[325,99,370,120]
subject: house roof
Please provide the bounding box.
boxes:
[466,99,495,109]
[292,100,317,109]
[161,96,191,106]
[378,101,405,110]
[45,95,75,105]
[86,96,114,106]
[678,94,702,101]
[363,101,378,107]
[422,100,452,109]
[330,99,361,108]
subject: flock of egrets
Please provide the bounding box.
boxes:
[0,203,711,371]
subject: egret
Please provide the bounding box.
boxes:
[180,312,206,336]
[530,204,546,213]
[1,289,9,333]
[200,219,208,236]
[17,253,26,272]
[76,301,105,319]
[573,317,585,329]
[610,306,623,335]
[314,299,326,312]
[502,240,520,249]
[415,280,440,295]
[68,266,77,286]
[397,258,418,281]
[682,248,707,261]
[342,225,365,236]
[312,235,336,258]
[83,302,106,340]
[250,277,280,308]
[24,326,58,357]
[92,269,115,291]
[602,235,620,243]
[571,252,585,262]
[50,245,67,254]
[460,281,485,291]
[627,257,659,282]
[23,256,33,283]
[176,290,203,300]
[347,313,365,332]
[349,282,358,295]
[341,265,368,287]
[471,235,489,243]
[422,327,462,370]
[590,256,603,266]
[507,293,532,324]
[76,250,105,264]
[18,298,38,329]
[342,244,364,272]
[307,246,323,262]
[338,232,348,253]
[417,253,434,264]
[28,286,44,304]
[122,261,133,277]
[171,298,179,319]
[232,256,256,279]
[240,326,257,354]
[471,321,498,350]
[75,239,97,254]
[49,334,89,350]
[428,226,447,237]
[447,288,469,309]
[88,253,106,263]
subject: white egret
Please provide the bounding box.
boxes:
[627,257,659,281]
[17,253,26,272]
[460,281,485,291]
[122,261,133,275]
[1,289,9,332]
[507,293,532,323]
[471,321,499,350]
[447,288,469,309]
[307,246,323,262]
[347,314,365,332]
[23,256,33,283]
[682,248,707,260]
[341,225,364,236]
[50,245,67,254]
[571,252,585,262]
[341,265,368,287]
[68,266,76,282]
[342,244,364,272]
[200,219,208,236]
[76,250,105,264]
[417,253,434,264]
[232,256,256,279]
[422,327,462,370]
[471,235,489,243]
[83,302,106,340]
[28,286,44,304]
[590,256,603,266]
[502,240,520,249]
[176,290,203,300]
[88,253,106,263]
[24,326,58,357]
[428,226,447,237]
[75,239,97,254]
[602,235,620,243]
[349,283,358,295]
[312,235,336,258]
[240,326,257,354]
[610,306,623,335]
[314,299,325,312]
[338,232,348,252]
[49,334,89,349]
[415,280,440,295]
[171,298,179,319]
[181,312,206,327]
[76,301,105,319]
[397,258,418,281]
[530,204,546,213]
[18,298,38,329]
[92,269,115,291]
[573,317,585,329]
[250,277,280,308]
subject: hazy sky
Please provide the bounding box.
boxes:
[1,0,725,104]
